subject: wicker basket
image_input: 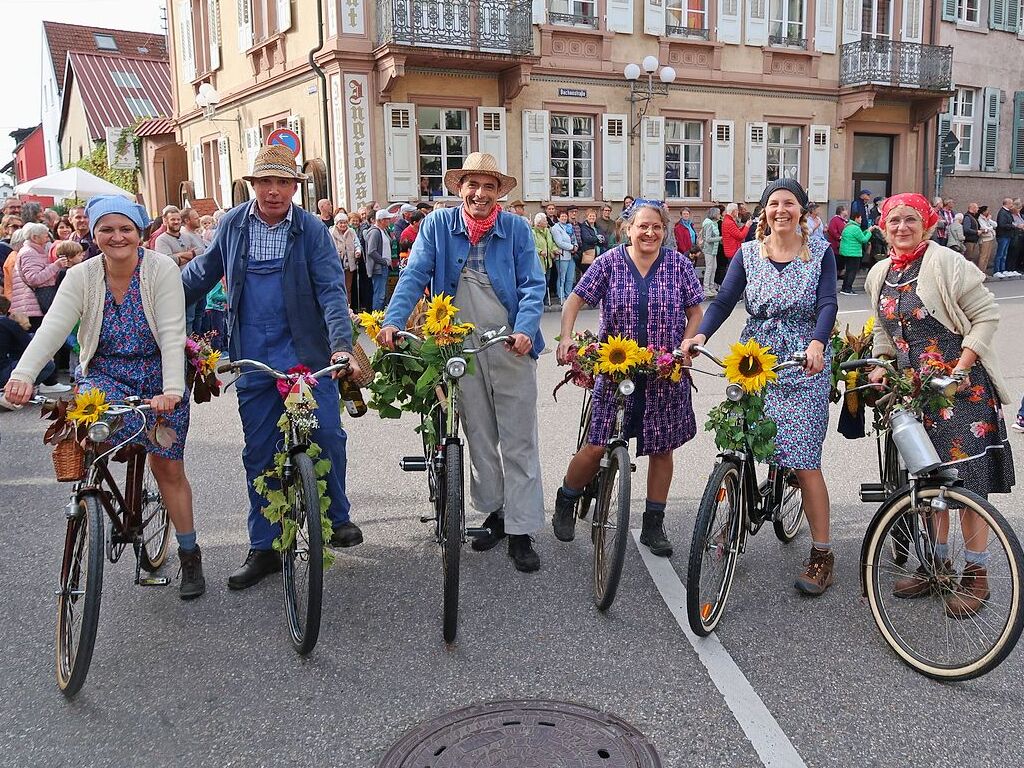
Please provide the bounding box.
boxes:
[52,439,86,482]
[350,341,375,388]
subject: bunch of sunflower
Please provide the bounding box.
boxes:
[705,339,780,461]
[421,295,475,349]
[829,316,875,407]
[354,310,386,341]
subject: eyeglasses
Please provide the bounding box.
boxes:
[632,223,665,234]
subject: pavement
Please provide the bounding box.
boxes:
[1,283,1023,767]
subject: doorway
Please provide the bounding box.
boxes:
[852,133,894,202]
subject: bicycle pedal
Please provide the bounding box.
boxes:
[860,483,885,492]
[465,527,490,538]
[420,515,436,523]
[630,463,637,472]
[400,456,428,472]
[860,489,889,503]
[138,577,171,587]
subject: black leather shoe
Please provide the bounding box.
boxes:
[552,488,577,542]
[329,521,364,548]
[227,549,281,590]
[508,534,540,573]
[471,510,506,552]
[178,545,206,600]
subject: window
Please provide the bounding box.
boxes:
[952,88,976,168]
[124,97,158,119]
[94,34,118,51]
[112,71,143,89]
[548,0,597,27]
[201,138,222,201]
[252,0,279,43]
[769,0,806,44]
[550,114,594,199]
[956,0,980,24]
[417,107,470,198]
[666,0,708,35]
[261,115,289,143]
[189,0,216,75]
[665,120,703,199]
[767,125,801,182]
[860,0,892,38]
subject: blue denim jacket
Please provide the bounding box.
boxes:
[180,202,352,368]
[383,207,546,356]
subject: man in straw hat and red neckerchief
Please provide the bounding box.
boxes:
[379,152,547,572]
[181,144,366,590]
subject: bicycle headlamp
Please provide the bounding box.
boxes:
[88,422,111,443]
[445,357,467,379]
[618,379,635,396]
[725,383,745,402]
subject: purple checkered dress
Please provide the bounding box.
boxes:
[573,245,704,456]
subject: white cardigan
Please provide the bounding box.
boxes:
[11,249,187,397]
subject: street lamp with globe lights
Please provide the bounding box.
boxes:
[194,83,242,139]
[624,56,676,144]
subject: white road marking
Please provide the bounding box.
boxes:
[631,530,808,768]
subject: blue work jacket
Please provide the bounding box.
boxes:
[383,207,546,357]
[181,202,352,368]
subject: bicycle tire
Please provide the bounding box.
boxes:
[139,462,170,572]
[442,442,463,643]
[56,493,104,697]
[686,461,742,636]
[772,468,805,543]
[863,487,1024,681]
[282,452,323,655]
[592,445,631,611]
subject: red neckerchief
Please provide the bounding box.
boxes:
[889,240,929,271]
[462,204,501,245]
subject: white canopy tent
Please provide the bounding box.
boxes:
[14,168,134,201]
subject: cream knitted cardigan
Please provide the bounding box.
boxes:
[864,241,1010,404]
[11,249,187,396]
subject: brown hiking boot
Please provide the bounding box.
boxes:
[794,547,834,596]
[892,559,954,599]
[944,564,991,620]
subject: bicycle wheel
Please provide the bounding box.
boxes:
[686,461,742,636]
[863,486,1024,681]
[282,452,323,655]
[442,442,464,643]
[592,445,631,611]
[772,468,805,542]
[139,462,170,572]
[56,493,104,697]
[881,432,911,566]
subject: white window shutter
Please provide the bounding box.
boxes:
[744,121,767,202]
[237,0,253,51]
[807,125,830,203]
[981,87,1001,172]
[814,0,836,53]
[639,116,665,199]
[717,0,741,44]
[477,107,508,173]
[601,114,629,201]
[245,127,261,176]
[644,0,666,36]
[902,0,922,43]
[384,103,418,201]
[607,0,634,33]
[327,0,337,37]
[710,120,735,201]
[532,0,545,24]
[521,109,550,201]
[192,144,206,198]
[277,0,292,33]
[209,0,222,71]
[178,1,196,82]
[745,0,768,45]
[286,115,304,204]
[842,0,861,44]
[217,136,232,208]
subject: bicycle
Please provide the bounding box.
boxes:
[217,357,349,655]
[840,357,1024,680]
[394,327,513,643]
[683,345,809,637]
[34,395,170,697]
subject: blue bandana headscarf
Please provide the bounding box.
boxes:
[85,195,152,237]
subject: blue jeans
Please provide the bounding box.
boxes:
[371,271,388,310]
[0,359,55,387]
[995,237,1011,273]
[555,259,575,303]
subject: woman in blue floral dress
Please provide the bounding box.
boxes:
[686,179,840,596]
[554,200,704,557]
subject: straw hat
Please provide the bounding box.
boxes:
[443,152,517,197]
[243,144,308,182]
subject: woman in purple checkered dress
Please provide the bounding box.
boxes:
[552,202,704,557]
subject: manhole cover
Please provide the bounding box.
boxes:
[379,699,661,768]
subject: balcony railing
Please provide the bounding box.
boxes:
[768,34,807,49]
[840,39,953,91]
[666,25,710,40]
[376,0,534,55]
[548,11,599,28]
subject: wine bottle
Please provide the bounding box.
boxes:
[339,379,367,418]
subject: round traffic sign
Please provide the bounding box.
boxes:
[267,128,301,158]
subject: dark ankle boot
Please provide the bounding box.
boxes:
[552,488,577,542]
[639,509,672,557]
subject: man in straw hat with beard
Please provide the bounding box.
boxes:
[181,144,365,590]
[378,152,547,572]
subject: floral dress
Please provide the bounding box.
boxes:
[573,245,704,456]
[77,252,190,460]
[878,260,1014,496]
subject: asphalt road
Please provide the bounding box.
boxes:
[1,283,1023,767]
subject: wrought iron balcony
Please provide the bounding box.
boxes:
[768,34,807,49]
[547,12,599,28]
[840,39,953,91]
[376,0,534,55]
[666,25,710,40]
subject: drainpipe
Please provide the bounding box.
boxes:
[309,0,333,198]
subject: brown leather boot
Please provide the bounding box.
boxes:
[944,564,991,619]
[892,559,953,599]
[794,547,834,596]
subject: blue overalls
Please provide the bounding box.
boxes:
[236,239,352,549]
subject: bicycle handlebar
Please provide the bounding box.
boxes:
[679,344,807,372]
[217,357,349,380]
[31,395,152,415]
[839,357,897,374]
[392,327,513,356]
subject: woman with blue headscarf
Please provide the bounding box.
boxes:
[4,195,205,600]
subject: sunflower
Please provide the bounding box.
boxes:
[199,350,222,375]
[433,322,475,347]
[423,294,458,335]
[723,339,778,393]
[357,310,385,340]
[862,315,875,337]
[67,388,110,427]
[596,335,644,376]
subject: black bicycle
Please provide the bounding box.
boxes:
[683,346,808,637]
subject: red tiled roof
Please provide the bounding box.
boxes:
[135,118,175,137]
[43,21,166,92]
[66,51,172,141]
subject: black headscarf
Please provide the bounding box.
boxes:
[759,178,809,212]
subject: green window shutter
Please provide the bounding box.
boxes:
[981,87,1001,172]
[990,0,1007,30]
[1012,92,1024,173]
[1005,0,1020,31]
[942,0,957,22]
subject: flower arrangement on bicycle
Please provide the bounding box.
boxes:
[185,333,222,404]
[704,339,780,463]
[553,331,687,399]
